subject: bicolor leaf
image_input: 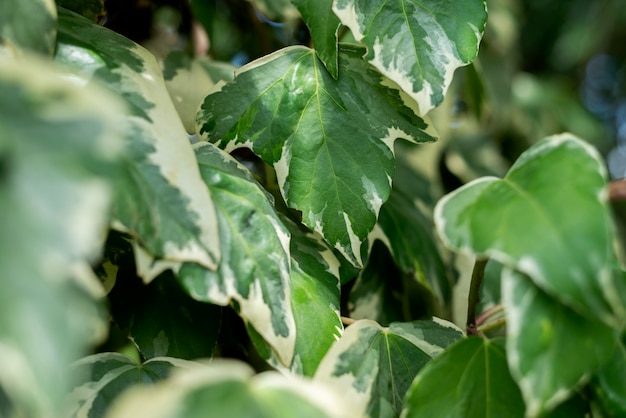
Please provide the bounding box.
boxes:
[105,359,353,418]
[178,143,295,367]
[502,269,617,417]
[66,353,199,418]
[435,134,625,325]
[0,0,57,55]
[55,8,221,278]
[333,0,487,114]
[0,56,123,417]
[197,44,434,267]
[402,337,525,418]
[315,319,463,418]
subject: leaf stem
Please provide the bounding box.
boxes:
[466,257,488,336]
[475,304,504,327]
[341,316,356,326]
[476,317,507,334]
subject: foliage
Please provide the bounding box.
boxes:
[1,0,626,417]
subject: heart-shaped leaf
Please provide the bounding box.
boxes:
[315,319,463,418]
[333,0,487,114]
[197,44,434,267]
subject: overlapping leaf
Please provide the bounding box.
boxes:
[66,353,199,418]
[197,44,434,267]
[0,0,57,55]
[55,8,220,279]
[333,0,487,114]
[315,319,463,418]
[503,270,617,417]
[177,143,295,367]
[402,337,525,418]
[105,360,353,418]
[0,56,122,417]
[435,134,625,325]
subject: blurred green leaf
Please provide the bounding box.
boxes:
[55,0,106,23]
[590,333,626,417]
[0,0,57,55]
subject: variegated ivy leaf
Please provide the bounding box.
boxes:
[55,8,221,279]
[0,56,123,417]
[55,0,106,23]
[0,0,57,55]
[314,319,463,418]
[290,0,340,78]
[197,44,435,267]
[502,269,617,417]
[402,337,525,418]
[333,0,488,114]
[162,50,235,133]
[249,216,343,376]
[177,143,295,366]
[66,353,200,418]
[435,134,626,326]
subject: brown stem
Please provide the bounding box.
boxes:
[466,258,489,336]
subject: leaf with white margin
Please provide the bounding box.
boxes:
[55,8,220,279]
[0,0,57,55]
[502,269,617,417]
[66,353,200,418]
[248,216,343,376]
[435,134,625,326]
[162,50,235,133]
[105,359,354,418]
[177,143,295,367]
[197,44,435,267]
[0,55,123,417]
[314,318,463,418]
[333,0,487,114]
[402,337,525,418]
[290,0,340,78]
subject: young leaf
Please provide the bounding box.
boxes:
[402,337,525,418]
[66,353,200,418]
[55,8,221,278]
[315,319,463,418]
[197,44,435,267]
[333,0,487,114]
[590,333,626,416]
[290,0,340,78]
[502,269,617,417]
[0,56,123,417]
[0,0,57,55]
[178,143,295,367]
[105,360,354,418]
[435,134,625,325]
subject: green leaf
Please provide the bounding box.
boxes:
[105,360,353,418]
[402,337,525,418]
[0,0,57,55]
[55,0,106,23]
[502,269,617,417]
[435,134,625,325]
[55,8,221,278]
[163,50,235,133]
[109,270,222,360]
[590,334,626,417]
[315,319,463,418]
[247,0,299,21]
[178,143,295,367]
[197,44,434,267]
[290,0,340,78]
[333,0,487,114]
[66,353,199,418]
[0,55,123,416]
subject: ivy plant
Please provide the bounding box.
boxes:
[1,0,625,417]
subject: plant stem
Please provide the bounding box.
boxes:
[475,304,504,327]
[466,257,489,336]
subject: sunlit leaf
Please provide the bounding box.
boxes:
[66,353,199,418]
[178,143,295,367]
[402,337,525,418]
[0,0,57,55]
[197,44,434,267]
[0,56,123,417]
[333,0,487,114]
[435,134,625,325]
[105,360,353,418]
[55,8,221,279]
[315,319,463,418]
[503,270,617,417]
